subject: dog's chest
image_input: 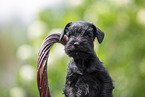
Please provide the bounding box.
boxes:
[65,73,102,96]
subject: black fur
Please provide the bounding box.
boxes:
[61,21,114,97]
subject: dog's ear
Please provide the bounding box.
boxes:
[92,24,105,44]
[59,22,72,41]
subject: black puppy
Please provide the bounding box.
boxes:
[60,21,114,97]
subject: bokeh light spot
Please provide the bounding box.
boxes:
[19,64,35,81]
[16,44,33,60]
[10,87,26,97]
[136,8,145,26]
[28,20,46,39]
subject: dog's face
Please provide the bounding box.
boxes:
[60,21,104,59]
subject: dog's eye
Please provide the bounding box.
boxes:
[83,32,92,38]
[85,34,91,38]
[85,35,89,38]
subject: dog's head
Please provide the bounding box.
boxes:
[60,21,104,59]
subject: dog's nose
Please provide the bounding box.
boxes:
[74,42,80,47]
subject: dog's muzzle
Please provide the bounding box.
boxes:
[65,40,93,59]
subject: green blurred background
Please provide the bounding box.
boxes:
[0,0,145,97]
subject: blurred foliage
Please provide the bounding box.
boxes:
[0,0,145,97]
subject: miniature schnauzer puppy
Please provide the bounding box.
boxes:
[60,21,114,97]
